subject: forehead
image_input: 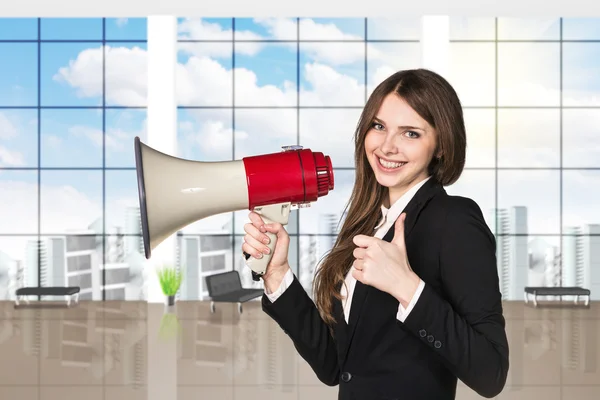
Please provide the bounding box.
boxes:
[375,93,429,129]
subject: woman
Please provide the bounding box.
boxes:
[242,69,509,400]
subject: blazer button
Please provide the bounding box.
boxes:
[427,335,434,343]
[341,372,352,382]
[434,340,442,348]
[419,329,426,337]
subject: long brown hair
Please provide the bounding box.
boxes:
[312,69,467,330]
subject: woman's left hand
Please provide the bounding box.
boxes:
[352,213,421,307]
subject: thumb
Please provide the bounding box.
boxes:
[391,213,406,248]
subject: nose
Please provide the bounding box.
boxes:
[380,132,397,154]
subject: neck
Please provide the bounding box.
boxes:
[386,174,430,207]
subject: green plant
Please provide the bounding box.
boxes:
[157,266,183,296]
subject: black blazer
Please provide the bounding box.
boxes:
[261,177,510,400]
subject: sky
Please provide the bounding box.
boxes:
[1,16,600,264]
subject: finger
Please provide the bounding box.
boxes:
[242,242,265,259]
[353,234,375,248]
[353,247,367,259]
[243,233,271,256]
[392,213,407,249]
[353,258,364,271]
[248,211,267,233]
[244,223,271,246]
[352,268,364,283]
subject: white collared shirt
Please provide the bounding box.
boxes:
[264,176,430,324]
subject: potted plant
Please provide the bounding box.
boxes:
[157,265,183,307]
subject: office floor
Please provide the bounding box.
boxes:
[0,300,598,399]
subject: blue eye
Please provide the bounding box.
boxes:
[405,131,420,138]
[372,122,384,130]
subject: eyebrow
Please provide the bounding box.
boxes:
[373,117,425,132]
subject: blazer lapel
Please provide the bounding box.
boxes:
[339,178,444,364]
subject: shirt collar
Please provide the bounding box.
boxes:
[374,176,432,230]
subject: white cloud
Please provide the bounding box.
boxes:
[0,112,27,167]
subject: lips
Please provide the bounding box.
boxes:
[377,156,406,170]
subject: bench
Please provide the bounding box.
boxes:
[15,286,81,307]
[524,286,590,307]
[205,271,264,314]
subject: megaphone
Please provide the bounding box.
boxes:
[133,136,335,278]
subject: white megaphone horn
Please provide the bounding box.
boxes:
[134,137,335,279]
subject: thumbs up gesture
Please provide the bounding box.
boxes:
[351,213,421,308]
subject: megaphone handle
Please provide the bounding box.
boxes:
[245,202,291,278]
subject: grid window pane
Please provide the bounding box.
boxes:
[497,109,560,168]
[497,18,560,40]
[105,170,142,236]
[40,171,103,235]
[41,18,103,41]
[233,108,297,159]
[178,18,233,40]
[0,171,38,234]
[40,109,103,168]
[0,109,38,167]
[463,109,495,169]
[234,43,298,107]
[106,42,148,107]
[562,170,600,230]
[234,18,297,41]
[497,170,560,235]
[448,43,496,107]
[105,18,148,41]
[366,18,421,41]
[498,43,560,107]
[105,108,147,168]
[0,43,38,107]
[299,18,365,41]
[176,42,233,106]
[41,43,103,107]
[0,236,39,294]
[0,18,38,40]
[177,108,233,161]
[299,42,365,107]
[562,43,600,107]
[562,18,600,40]
[562,109,600,168]
[449,17,495,40]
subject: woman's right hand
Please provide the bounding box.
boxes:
[242,211,291,283]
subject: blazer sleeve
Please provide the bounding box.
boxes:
[399,196,509,398]
[261,272,340,386]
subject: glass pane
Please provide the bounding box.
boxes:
[0,170,38,234]
[0,109,38,167]
[497,109,560,168]
[0,236,39,299]
[40,18,102,41]
[105,18,148,41]
[497,18,560,40]
[234,43,297,107]
[40,171,103,235]
[562,109,600,168]
[299,18,365,41]
[40,109,103,168]
[299,42,365,107]
[463,109,495,168]
[177,18,233,40]
[234,108,297,158]
[234,18,297,41]
[41,43,103,107]
[448,43,495,107]
[0,18,38,40]
[105,170,142,236]
[497,170,560,235]
[0,43,38,107]
[176,42,232,106]
[563,18,600,40]
[367,18,421,41]
[449,17,495,40]
[562,170,600,230]
[177,108,233,162]
[498,43,560,107]
[563,43,600,107]
[106,42,147,107]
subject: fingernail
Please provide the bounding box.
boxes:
[263,237,269,244]
[256,253,263,258]
[260,225,266,232]
[263,247,270,254]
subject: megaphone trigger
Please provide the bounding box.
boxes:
[244,201,292,277]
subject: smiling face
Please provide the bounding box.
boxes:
[364,92,439,206]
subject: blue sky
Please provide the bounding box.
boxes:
[1,17,600,260]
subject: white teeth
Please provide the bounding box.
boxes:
[378,157,405,169]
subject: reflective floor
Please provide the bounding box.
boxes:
[0,300,599,399]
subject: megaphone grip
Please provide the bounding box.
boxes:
[245,214,279,276]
